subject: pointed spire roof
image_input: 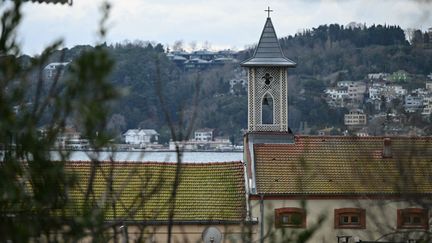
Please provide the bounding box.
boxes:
[241,17,296,67]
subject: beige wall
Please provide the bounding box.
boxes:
[250,198,431,243]
[78,224,257,243]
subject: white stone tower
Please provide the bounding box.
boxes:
[241,12,296,132]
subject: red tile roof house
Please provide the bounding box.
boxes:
[244,134,432,242]
[242,13,432,243]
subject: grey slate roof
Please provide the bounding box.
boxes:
[241,18,296,67]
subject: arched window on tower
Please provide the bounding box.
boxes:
[262,93,274,124]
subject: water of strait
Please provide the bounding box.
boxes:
[50,151,243,163]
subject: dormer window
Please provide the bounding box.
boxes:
[334,208,366,229]
[275,208,306,228]
[397,208,428,229]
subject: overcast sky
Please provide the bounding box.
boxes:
[13,0,432,55]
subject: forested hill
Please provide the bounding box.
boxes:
[283,24,408,48]
[284,24,431,77]
[240,24,430,79]
[34,24,432,144]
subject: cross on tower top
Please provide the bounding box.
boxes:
[265,6,273,18]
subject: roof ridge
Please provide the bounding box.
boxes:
[64,160,243,166]
[293,135,432,140]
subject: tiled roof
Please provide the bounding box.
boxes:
[253,136,432,195]
[64,161,246,223]
[241,18,296,67]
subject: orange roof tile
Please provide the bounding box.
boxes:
[253,136,432,195]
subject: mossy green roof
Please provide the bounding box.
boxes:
[64,161,246,223]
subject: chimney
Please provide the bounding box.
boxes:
[383,138,392,158]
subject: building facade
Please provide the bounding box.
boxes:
[123,129,159,145]
[245,135,432,242]
[67,161,252,242]
[404,95,424,113]
[194,128,214,141]
[44,62,69,80]
[344,109,367,126]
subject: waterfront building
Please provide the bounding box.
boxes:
[44,62,69,80]
[55,127,89,150]
[194,128,214,141]
[123,129,159,145]
[168,138,232,151]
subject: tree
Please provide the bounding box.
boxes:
[0,1,123,241]
[380,95,387,112]
[107,113,126,140]
[188,40,197,51]
[424,32,430,44]
[0,2,206,242]
[202,40,212,50]
[172,40,184,51]
[405,28,415,44]
[411,29,424,46]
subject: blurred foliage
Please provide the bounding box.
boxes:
[0,1,120,241]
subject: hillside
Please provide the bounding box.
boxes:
[32,24,432,144]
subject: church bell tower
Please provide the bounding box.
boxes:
[241,8,296,132]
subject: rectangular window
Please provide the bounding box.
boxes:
[339,214,360,225]
[275,208,306,228]
[334,208,366,229]
[397,208,428,229]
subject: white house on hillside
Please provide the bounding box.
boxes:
[426,82,432,91]
[404,95,424,113]
[367,72,389,80]
[422,96,432,116]
[348,82,366,102]
[369,86,383,100]
[344,109,367,126]
[44,62,69,79]
[123,129,159,145]
[325,87,349,107]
